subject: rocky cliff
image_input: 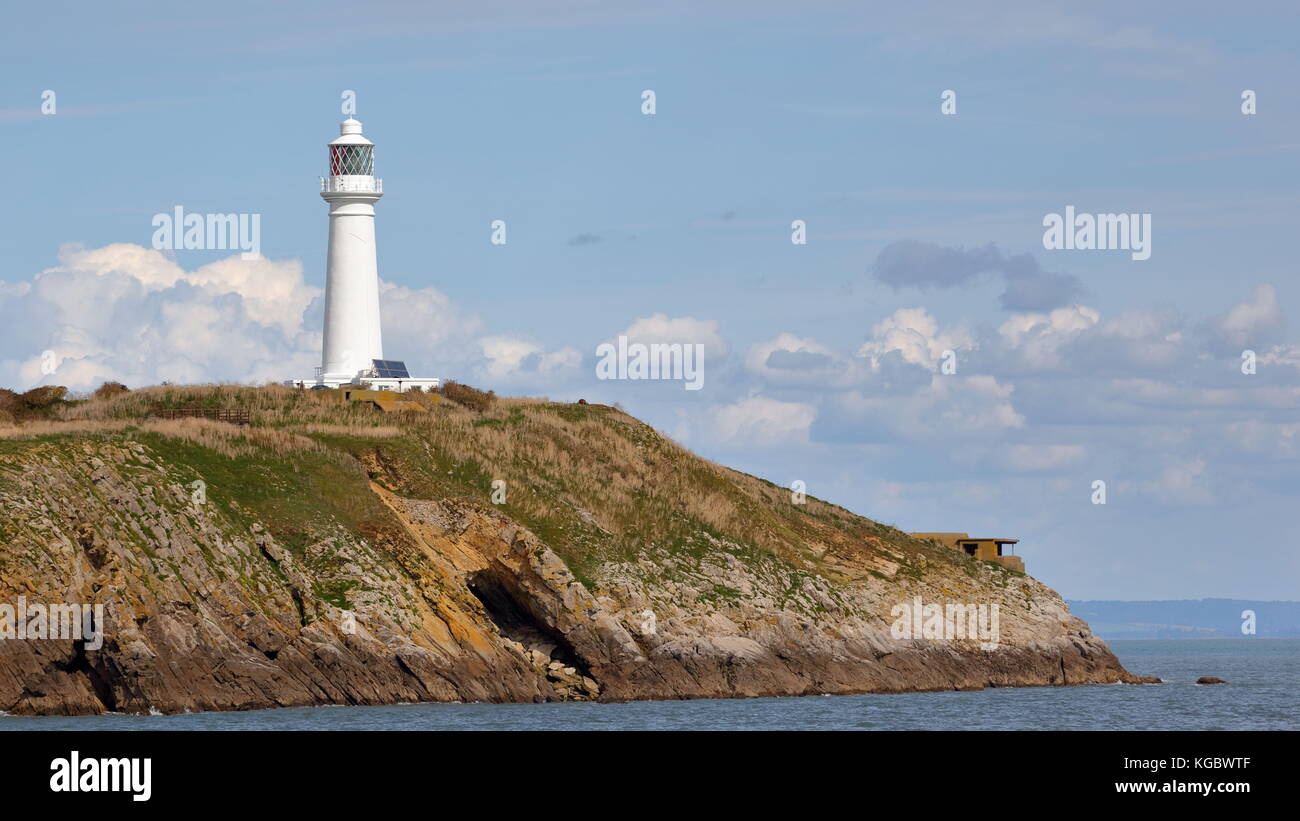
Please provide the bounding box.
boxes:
[0,386,1146,715]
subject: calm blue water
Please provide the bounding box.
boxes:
[3,639,1296,730]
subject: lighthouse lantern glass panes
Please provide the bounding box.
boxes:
[329,145,374,176]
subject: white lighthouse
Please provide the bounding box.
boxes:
[307,116,438,392]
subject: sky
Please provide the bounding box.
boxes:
[2,0,1298,600]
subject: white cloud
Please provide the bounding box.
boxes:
[825,373,1024,441]
[710,396,815,446]
[50,242,188,291]
[1143,459,1214,506]
[745,332,852,387]
[616,312,726,354]
[379,280,483,367]
[856,307,974,371]
[1206,284,1283,353]
[1,244,323,390]
[0,243,508,392]
[932,374,1026,432]
[1260,344,1300,372]
[479,335,581,381]
[996,305,1100,369]
[1224,420,1300,460]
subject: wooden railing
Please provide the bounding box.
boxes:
[151,407,251,425]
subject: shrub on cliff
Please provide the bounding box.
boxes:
[440,381,495,412]
[92,381,131,401]
[20,385,68,409]
[0,385,70,421]
[0,389,20,418]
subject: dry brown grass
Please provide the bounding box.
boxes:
[138,418,328,460]
[2,413,343,463]
[31,383,889,567]
[0,419,136,439]
[61,383,399,429]
[293,424,403,438]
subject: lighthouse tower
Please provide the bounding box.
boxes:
[319,117,383,384]
[309,117,438,392]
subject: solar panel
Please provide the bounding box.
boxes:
[371,359,410,378]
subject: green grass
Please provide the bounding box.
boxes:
[136,432,382,540]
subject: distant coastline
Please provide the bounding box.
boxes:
[1068,599,1300,639]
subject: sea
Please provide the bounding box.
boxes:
[2,639,1296,730]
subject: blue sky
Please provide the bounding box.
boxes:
[3,1,1299,600]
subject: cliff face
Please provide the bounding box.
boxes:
[0,387,1141,715]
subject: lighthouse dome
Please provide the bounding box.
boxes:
[329,117,374,147]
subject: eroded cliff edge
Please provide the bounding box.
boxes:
[0,386,1145,715]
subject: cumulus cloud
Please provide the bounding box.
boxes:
[1,243,321,390]
[932,374,1026,432]
[379,280,483,357]
[992,289,1287,379]
[727,282,1300,513]
[996,305,1101,370]
[871,240,1084,311]
[1201,283,1284,354]
[745,332,851,387]
[815,373,1024,444]
[615,313,726,354]
[768,350,832,370]
[479,335,582,381]
[857,306,975,372]
[0,242,574,393]
[1074,308,1185,372]
[710,396,816,446]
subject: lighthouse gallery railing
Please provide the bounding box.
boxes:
[320,176,383,194]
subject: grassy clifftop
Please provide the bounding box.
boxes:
[50,384,947,603]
